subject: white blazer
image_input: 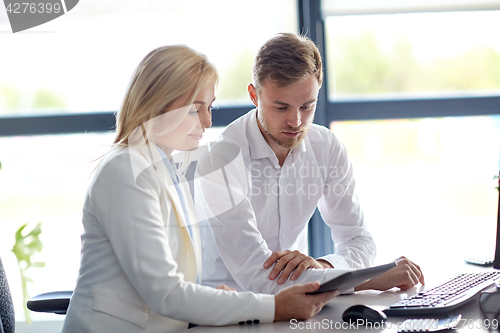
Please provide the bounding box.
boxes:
[62,147,274,333]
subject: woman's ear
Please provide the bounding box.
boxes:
[247,83,258,107]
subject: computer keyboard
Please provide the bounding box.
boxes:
[384,271,500,316]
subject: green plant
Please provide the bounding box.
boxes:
[11,223,45,324]
[495,173,499,191]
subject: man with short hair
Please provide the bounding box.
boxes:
[196,33,424,294]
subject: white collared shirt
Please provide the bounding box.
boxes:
[195,109,376,293]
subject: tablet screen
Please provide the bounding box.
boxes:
[307,262,397,295]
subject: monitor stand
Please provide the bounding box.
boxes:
[465,256,494,267]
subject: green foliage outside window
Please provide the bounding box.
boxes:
[0,86,65,114]
[329,32,500,97]
[216,50,254,102]
[1,161,45,323]
[11,223,45,324]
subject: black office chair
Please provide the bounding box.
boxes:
[27,290,73,315]
[0,257,15,333]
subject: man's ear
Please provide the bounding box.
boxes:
[247,83,258,107]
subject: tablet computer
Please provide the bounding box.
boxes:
[307,262,397,295]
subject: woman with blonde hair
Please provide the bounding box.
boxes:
[62,45,338,333]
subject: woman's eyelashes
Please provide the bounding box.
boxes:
[189,104,214,115]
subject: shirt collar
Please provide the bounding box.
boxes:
[248,108,307,160]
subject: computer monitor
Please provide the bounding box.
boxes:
[494,175,500,269]
[464,172,499,268]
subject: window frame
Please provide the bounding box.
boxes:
[0,106,252,137]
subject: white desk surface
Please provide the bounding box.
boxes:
[182,261,498,332]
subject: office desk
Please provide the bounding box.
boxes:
[182,261,498,332]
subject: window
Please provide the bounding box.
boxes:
[323,1,500,100]
[320,0,500,265]
[331,116,500,265]
[0,0,297,116]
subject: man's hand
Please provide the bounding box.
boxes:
[274,282,339,321]
[355,256,425,292]
[264,250,333,284]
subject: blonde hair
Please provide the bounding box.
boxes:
[114,45,217,148]
[252,33,323,95]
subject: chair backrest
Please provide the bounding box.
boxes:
[0,257,15,333]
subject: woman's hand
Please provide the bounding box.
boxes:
[274,282,339,321]
[216,284,236,291]
[264,250,333,284]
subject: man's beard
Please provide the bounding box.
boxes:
[259,113,310,149]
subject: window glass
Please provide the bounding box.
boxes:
[330,116,500,267]
[0,0,297,115]
[324,10,500,99]
[322,0,500,15]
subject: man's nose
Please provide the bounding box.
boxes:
[287,109,302,128]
